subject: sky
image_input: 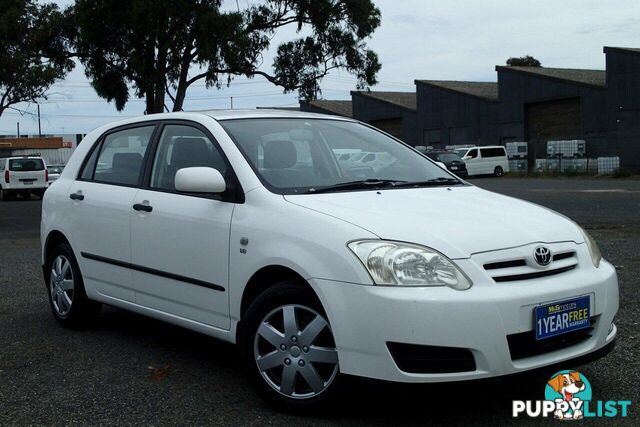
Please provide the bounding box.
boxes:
[2,0,640,135]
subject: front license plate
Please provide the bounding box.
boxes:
[535,295,590,340]
[450,166,459,170]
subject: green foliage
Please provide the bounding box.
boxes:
[0,0,74,116]
[506,55,542,67]
[71,0,382,113]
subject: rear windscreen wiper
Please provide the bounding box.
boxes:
[308,179,408,194]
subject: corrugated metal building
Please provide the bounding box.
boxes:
[298,45,640,171]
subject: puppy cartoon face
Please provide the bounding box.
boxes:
[547,372,585,400]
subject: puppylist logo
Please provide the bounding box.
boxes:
[513,370,632,420]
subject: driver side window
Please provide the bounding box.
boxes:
[467,149,478,159]
[150,125,227,192]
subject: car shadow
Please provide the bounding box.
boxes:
[86,305,563,425]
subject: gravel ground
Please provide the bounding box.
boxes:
[0,178,638,425]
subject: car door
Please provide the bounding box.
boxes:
[130,123,237,329]
[465,148,481,175]
[68,124,156,302]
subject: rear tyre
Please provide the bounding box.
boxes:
[45,243,101,328]
[494,166,504,177]
[240,282,342,413]
[0,188,11,201]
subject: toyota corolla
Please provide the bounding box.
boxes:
[40,110,618,411]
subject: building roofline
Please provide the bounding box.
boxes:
[414,80,499,102]
[495,66,606,88]
[300,100,353,117]
[603,46,640,55]
[349,91,417,111]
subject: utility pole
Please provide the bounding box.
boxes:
[37,104,42,137]
[230,96,234,109]
[16,122,20,138]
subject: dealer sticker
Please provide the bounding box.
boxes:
[535,295,590,340]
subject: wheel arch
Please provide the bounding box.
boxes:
[43,230,71,265]
[237,264,322,341]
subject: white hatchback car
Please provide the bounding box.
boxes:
[41,111,618,411]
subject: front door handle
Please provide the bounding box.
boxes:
[69,193,84,201]
[133,203,152,212]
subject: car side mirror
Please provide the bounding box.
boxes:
[435,161,447,169]
[462,156,470,160]
[175,167,226,193]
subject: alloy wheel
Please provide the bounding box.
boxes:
[50,255,74,316]
[254,304,339,399]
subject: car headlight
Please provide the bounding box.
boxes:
[578,226,602,268]
[347,240,472,290]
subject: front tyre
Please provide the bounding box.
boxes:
[241,282,341,412]
[45,243,101,328]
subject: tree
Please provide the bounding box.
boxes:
[0,0,74,117]
[70,0,382,114]
[506,55,542,67]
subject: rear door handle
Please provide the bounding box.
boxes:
[133,203,152,212]
[69,193,84,201]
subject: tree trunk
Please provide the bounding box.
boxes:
[145,91,155,114]
[172,84,187,112]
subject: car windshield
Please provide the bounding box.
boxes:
[9,158,44,171]
[437,153,461,163]
[220,118,460,194]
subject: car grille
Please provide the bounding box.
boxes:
[387,342,476,373]
[507,316,597,360]
[483,251,578,282]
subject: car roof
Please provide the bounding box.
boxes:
[197,108,354,121]
[86,109,356,135]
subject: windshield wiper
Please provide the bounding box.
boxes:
[308,179,408,194]
[393,177,463,188]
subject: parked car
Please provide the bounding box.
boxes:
[424,150,468,177]
[41,111,618,412]
[47,164,65,185]
[0,155,48,200]
[457,146,509,177]
[349,151,396,173]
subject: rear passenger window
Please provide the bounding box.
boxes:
[150,125,227,191]
[480,147,506,158]
[92,126,154,186]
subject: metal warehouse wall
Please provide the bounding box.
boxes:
[605,48,640,171]
[351,94,417,146]
[415,84,499,147]
[8,148,74,165]
[496,70,608,160]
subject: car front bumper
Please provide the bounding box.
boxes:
[310,259,618,383]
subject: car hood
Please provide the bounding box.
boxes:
[284,185,583,259]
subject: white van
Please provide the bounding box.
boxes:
[458,146,509,177]
[0,155,48,200]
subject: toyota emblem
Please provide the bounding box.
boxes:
[534,246,552,266]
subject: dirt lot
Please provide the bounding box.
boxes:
[0,177,638,425]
